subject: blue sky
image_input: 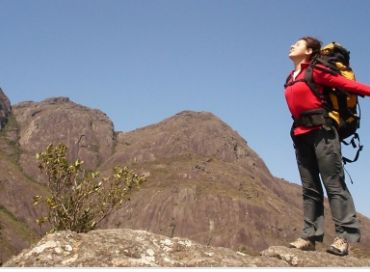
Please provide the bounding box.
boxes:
[1,0,370,217]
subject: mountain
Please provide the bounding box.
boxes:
[100,110,304,252]
[1,89,370,265]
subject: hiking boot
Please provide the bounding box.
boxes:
[289,237,315,251]
[327,237,349,256]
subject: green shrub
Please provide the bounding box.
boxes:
[34,143,144,233]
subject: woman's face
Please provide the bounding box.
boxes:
[289,39,312,60]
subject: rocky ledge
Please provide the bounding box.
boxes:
[4,228,370,267]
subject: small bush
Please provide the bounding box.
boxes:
[34,143,144,233]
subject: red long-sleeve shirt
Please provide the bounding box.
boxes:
[285,62,370,135]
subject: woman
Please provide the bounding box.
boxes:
[285,36,370,256]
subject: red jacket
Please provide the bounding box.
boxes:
[285,62,370,136]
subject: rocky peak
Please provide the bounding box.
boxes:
[4,228,370,267]
[12,97,115,183]
[105,110,267,171]
[0,88,12,130]
[41,97,71,104]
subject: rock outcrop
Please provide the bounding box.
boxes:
[4,229,370,267]
[0,88,11,130]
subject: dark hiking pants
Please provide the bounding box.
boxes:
[293,126,361,243]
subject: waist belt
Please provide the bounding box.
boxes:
[293,108,332,128]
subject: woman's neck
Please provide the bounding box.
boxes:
[293,58,309,71]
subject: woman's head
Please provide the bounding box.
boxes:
[289,36,322,62]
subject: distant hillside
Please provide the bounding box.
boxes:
[1,90,370,265]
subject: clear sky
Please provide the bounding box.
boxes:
[1,0,370,217]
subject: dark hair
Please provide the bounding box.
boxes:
[300,36,322,59]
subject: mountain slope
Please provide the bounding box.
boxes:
[0,113,45,264]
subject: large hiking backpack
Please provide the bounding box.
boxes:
[286,42,363,163]
[305,42,362,140]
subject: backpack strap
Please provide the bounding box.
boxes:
[342,133,364,164]
[303,60,338,99]
[304,65,321,98]
[284,73,301,87]
[284,73,307,89]
[303,61,342,111]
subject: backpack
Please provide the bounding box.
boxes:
[286,42,363,164]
